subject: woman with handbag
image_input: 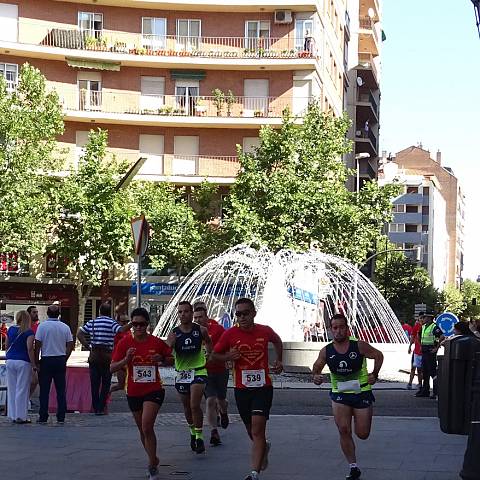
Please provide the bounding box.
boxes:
[5,310,36,423]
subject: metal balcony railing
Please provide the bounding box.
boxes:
[357,91,379,116]
[12,21,316,59]
[358,52,379,81]
[59,89,312,118]
[358,17,379,44]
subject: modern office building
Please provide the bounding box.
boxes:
[379,146,465,288]
[0,0,351,324]
[345,0,381,190]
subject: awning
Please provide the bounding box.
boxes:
[170,70,206,80]
[66,58,121,71]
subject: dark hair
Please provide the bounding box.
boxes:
[235,298,255,310]
[178,301,193,312]
[131,307,150,323]
[99,302,112,317]
[454,321,474,336]
[329,313,348,327]
[47,305,60,318]
[27,305,37,314]
[193,306,207,313]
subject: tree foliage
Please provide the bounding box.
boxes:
[439,280,480,320]
[225,102,399,263]
[0,64,64,262]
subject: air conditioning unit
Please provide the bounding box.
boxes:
[274,10,293,24]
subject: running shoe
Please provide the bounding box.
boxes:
[220,412,229,429]
[243,472,259,480]
[190,434,196,451]
[210,429,221,446]
[346,466,361,480]
[195,438,205,454]
[406,383,412,390]
[148,466,160,480]
[261,441,271,471]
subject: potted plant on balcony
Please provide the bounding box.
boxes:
[225,90,235,117]
[112,41,127,53]
[194,98,207,116]
[212,88,225,116]
[158,105,173,115]
[85,35,97,50]
[254,109,264,118]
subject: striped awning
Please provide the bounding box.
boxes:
[66,58,121,71]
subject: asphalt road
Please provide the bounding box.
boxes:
[106,386,439,417]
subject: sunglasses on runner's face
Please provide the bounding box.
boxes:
[235,310,251,317]
[132,322,148,328]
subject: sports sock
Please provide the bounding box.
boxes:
[195,428,204,440]
[189,424,196,436]
[251,471,259,479]
[349,463,358,469]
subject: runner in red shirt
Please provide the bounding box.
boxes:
[212,298,283,480]
[27,306,40,400]
[407,319,423,389]
[111,307,172,480]
[193,302,229,446]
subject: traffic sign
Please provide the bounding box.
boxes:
[435,312,459,337]
[131,215,149,257]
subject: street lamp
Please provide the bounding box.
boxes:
[354,152,370,192]
[472,0,480,37]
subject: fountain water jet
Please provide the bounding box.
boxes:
[154,244,407,345]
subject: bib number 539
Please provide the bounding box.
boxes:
[242,369,266,387]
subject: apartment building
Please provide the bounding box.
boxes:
[0,0,350,324]
[345,0,381,190]
[379,161,449,290]
[381,146,465,288]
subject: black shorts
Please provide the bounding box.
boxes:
[234,386,273,425]
[175,375,208,395]
[330,390,375,409]
[205,370,229,400]
[127,389,165,412]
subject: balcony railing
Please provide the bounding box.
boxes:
[358,52,379,82]
[358,17,379,44]
[59,89,312,119]
[357,91,378,116]
[13,21,316,60]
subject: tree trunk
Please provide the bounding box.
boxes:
[74,283,92,350]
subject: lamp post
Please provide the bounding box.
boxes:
[354,152,370,192]
[472,0,480,37]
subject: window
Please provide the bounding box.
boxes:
[75,131,89,167]
[405,224,418,233]
[422,206,429,215]
[139,134,164,176]
[423,186,430,196]
[422,225,429,233]
[142,17,167,49]
[406,186,418,194]
[295,19,314,52]
[78,79,101,111]
[405,205,418,213]
[176,19,201,51]
[389,223,405,233]
[0,62,18,92]
[393,204,405,213]
[140,76,165,111]
[245,20,270,50]
[78,12,103,38]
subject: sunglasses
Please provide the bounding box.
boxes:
[235,310,251,317]
[132,322,148,328]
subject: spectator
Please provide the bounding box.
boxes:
[304,29,314,54]
[27,305,40,401]
[407,318,423,390]
[0,321,7,351]
[402,320,413,340]
[77,303,132,415]
[34,304,74,424]
[109,314,132,394]
[5,310,36,423]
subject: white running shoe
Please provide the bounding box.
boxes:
[261,441,271,471]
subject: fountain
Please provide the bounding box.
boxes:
[154,244,407,345]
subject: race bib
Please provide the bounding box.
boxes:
[242,369,266,388]
[176,369,195,384]
[133,365,156,383]
[337,379,361,393]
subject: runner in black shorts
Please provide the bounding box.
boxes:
[313,313,383,480]
[111,308,172,480]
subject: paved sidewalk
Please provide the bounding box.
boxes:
[0,413,466,480]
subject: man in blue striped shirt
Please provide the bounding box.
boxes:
[77,303,132,414]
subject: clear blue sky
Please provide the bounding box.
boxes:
[381,0,480,281]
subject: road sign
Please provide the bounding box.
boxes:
[435,312,459,337]
[131,215,149,257]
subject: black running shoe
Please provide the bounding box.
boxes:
[346,466,361,480]
[195,438,205,454]
[190,434,196,451]
[220,412,229,429]
[210,429,221,446]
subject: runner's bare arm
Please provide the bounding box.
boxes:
[358,341,384,384]
[77,329,90,350]
[201,326,213,355]
[312,347,327,385]
[270,330,283,373]
[165,331,176,348]
[111,347,135,373]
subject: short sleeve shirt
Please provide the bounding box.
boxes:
[206,319,226,374]
[412,322,422,355]
[214,323,277,389]
[112,334,172,397]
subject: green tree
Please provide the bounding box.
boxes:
[439,284,465,317]
[374,243,439,321]
[0,64,64,265]
[53,129,133,332]
[225,102,399,263]
[460,279,480,320]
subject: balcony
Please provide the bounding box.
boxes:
[355,126,378,156]
[357,52,379,87]
[356,90,378,120]
[57,88,312,127]
[4,21,317,70]
[358,17,380,56]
